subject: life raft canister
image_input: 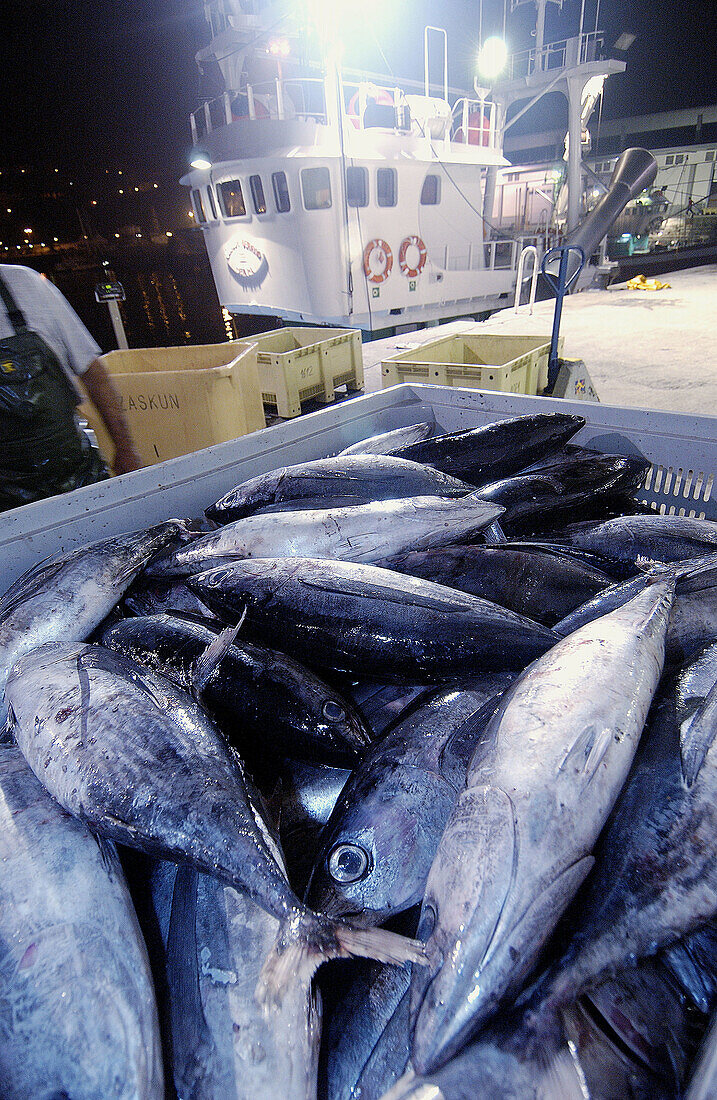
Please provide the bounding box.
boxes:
[398,236,427,278]
[363,239,393,283]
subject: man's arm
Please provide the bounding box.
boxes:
[81,358,143,474]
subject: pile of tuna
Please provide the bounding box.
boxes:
[3,410,717,1099]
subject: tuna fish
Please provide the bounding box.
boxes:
[550,514,717,568]
[148,496,505,577]
[5,643,425,1000]
[475,453,649,536]
[522,638,717,1050]
[380,544,611,627]
[205,455,474,523]
[409,581,674,1074]
[323,963,412,1100]
[0,521,179,722]
[307,687,509,925]
[187,558,560,681]
[164,863,320,1100]
[389,412,585,482]
[100,612,370,770]
[0,744,163,1098]
[339,422,435,456]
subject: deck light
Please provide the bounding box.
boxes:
[478,37,508,82]
[190,150,213,170]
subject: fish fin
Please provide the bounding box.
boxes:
[256,913,427,1008]
[191,608,247,698]
[680,679,717,787]
[557,724,613,789]
[167,864,213,1089]
[537,1043,590,1100]
[483,519,508,544]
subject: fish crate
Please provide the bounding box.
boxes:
[4,385,717,590]
[381,334,563,396]
[79,341,266,468]
[250,328,364,418]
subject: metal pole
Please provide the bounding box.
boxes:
[535,0,547,71]
[107,301,129,350]
[567,76,583,232]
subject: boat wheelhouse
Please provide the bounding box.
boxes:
[184,1,623,331]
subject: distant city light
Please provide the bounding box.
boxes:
[188,211,195,218]
[134,187,139,192]
[166,231,173,237]
[115,233,120,238]
[6,208,11,214]
[91,200,97,205]
[53,237,58,242]
[119,189,124,194]
[153,183,158,189]
[55,168,59,173]
[477,37,508,82]
[24,228,32,235]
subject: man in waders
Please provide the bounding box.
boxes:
[0,264,141,512]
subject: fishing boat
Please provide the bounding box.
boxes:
[182,0,625,332]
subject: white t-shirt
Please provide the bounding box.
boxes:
[0,264,101,397]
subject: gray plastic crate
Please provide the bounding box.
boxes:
[2,384,716,591]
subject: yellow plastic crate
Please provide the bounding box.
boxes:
[79,341,266,468]
[251,328,364,418]
[382,333,563,395]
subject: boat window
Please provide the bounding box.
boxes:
[420,174,441,205]
[272,171,291,213]
[218,180,247,218]
[250,175,267,214]
[191,189,207,223]
[665,155,674,166]
[376,167,397,207]
[301,166,332,210]
[346,166,368,208]
[206,185,218,220]
[706,151,715,162]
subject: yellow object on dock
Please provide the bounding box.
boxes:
[626,274,672,291]
[80,341,266,468]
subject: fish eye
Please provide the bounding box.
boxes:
[328,843,370,883]
[322,700,346,723]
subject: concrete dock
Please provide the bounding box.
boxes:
[361,263,717,416]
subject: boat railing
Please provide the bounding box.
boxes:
[190,78,329,142]
[438,238,523,272]
[451,98,500,149]
[504,31,604,80]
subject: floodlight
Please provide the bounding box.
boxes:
[477,37,508,82]
[189,150,212,170]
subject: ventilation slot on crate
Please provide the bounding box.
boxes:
[640,464,713,520]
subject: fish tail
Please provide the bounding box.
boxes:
[256,911,427,1007]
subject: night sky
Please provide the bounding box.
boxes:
[2,0,716,179]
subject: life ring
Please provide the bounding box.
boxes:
[363,239,393,283]
[348,86,394,129]
[398,236,427,278]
